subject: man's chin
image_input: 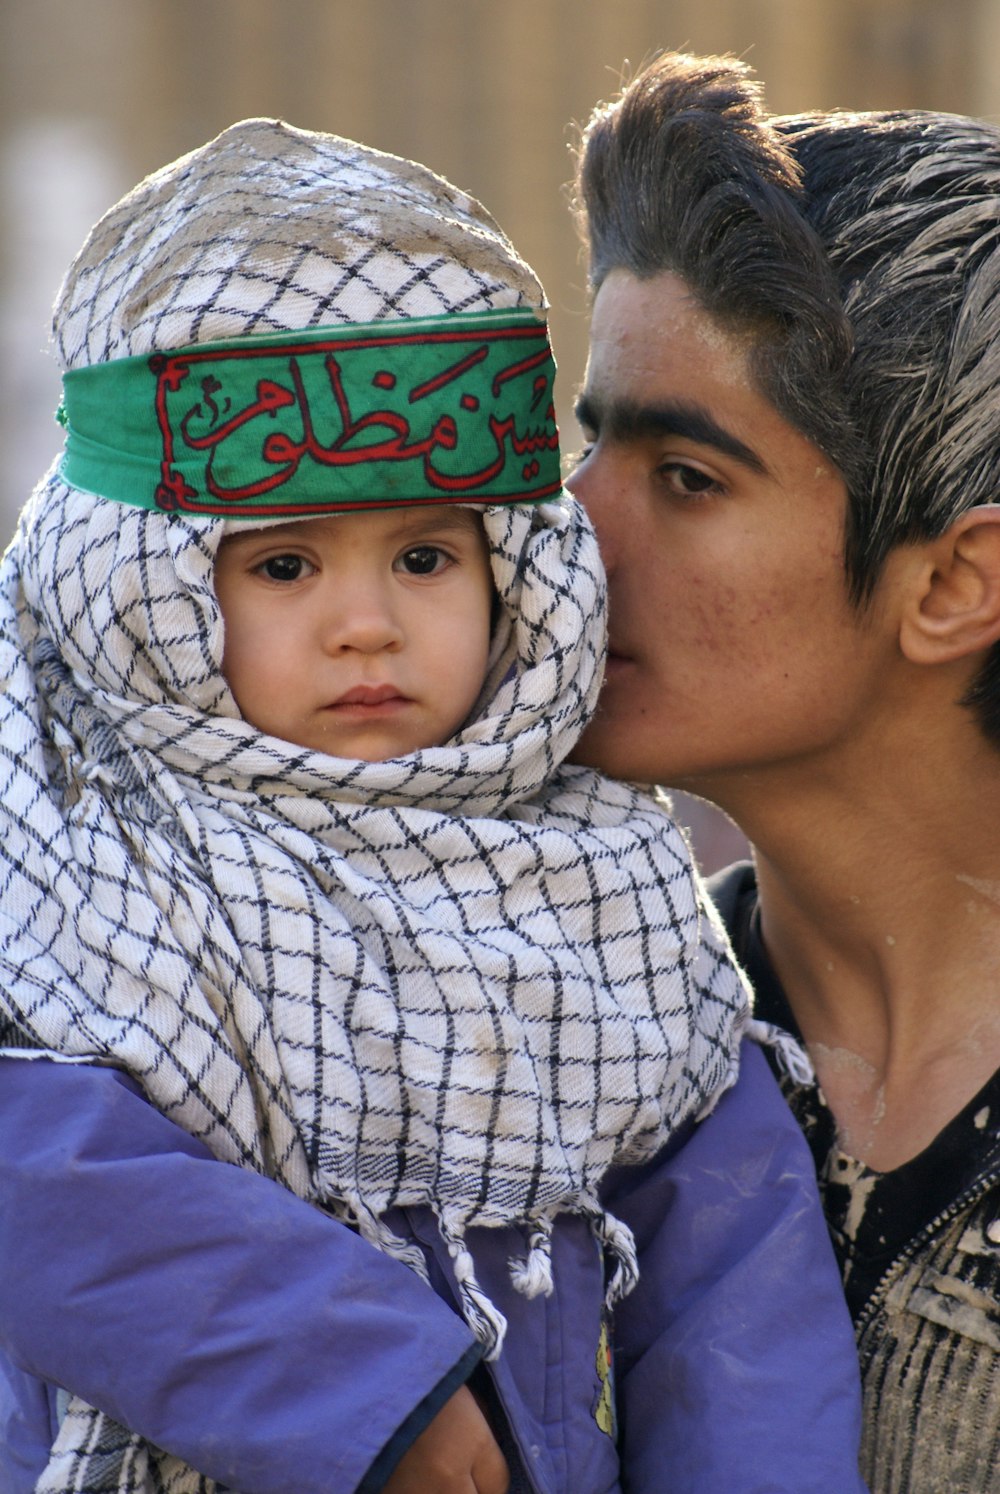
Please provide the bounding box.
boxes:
[569,713,643,780]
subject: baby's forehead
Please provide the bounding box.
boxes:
[219,505,485,548]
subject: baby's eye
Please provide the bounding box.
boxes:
[397,545,448,576]
[259,553,312,582]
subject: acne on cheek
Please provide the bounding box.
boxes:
[691,587,797,659]
[683,588,760,653]
[685,571,739,616]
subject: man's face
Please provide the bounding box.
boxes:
[568,269,897,799]
[214,506,493,761]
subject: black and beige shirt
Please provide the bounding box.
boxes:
[711,861,1000,1494]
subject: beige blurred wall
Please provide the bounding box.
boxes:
[3,0,1000,867]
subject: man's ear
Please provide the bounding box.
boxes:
[900,505,1000,664]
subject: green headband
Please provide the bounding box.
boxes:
[58,308,562,518]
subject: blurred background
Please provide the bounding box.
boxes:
[4,0,999,868]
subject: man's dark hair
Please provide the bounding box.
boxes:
[575,51,1000,742]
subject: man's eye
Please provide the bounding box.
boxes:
[661,462,719,497]
[398,546,447,576]
[260,554,308,581]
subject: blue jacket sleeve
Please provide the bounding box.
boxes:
[604,1039,869,1494]
[0,1057,478,1494]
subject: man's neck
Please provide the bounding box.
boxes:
[700,729,1000,1170]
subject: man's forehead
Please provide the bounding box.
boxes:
[586,267,757,388]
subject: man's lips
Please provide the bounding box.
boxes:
[603,649,633,676]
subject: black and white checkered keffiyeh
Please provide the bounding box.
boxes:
[0,120,752,1492]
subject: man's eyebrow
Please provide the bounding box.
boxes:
[573,393,768,475]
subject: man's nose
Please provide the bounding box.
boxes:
[566,449,619,574]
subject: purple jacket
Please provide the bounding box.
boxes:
[0,1041,867,1492]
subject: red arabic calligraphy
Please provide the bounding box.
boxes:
[151,325,559,511]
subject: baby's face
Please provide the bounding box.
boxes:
[214,506,493,760]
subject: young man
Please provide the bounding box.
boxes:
[568,48,1000,1494]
